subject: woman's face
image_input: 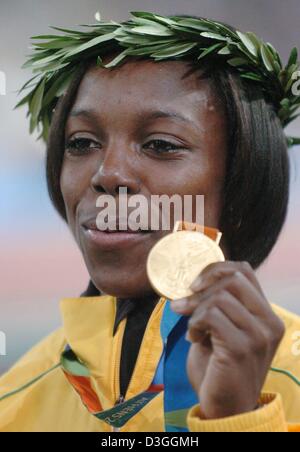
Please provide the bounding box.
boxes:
[61,57,228,299]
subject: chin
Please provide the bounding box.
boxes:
[92,276,153,300]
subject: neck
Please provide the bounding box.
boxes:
[81,280,160,306]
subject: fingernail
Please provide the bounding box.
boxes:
[190,276,203,292]
[172,298,188,311]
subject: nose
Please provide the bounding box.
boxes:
[90,144,141,196]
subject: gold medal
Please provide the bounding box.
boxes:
[147,221,225,300]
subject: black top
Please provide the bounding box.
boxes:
[81,280,159,399]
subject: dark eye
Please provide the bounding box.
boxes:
[65,137,100,156]
[143,139,184,154]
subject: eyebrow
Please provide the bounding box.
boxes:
[69,108,196,127]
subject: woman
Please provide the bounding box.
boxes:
[0,12,300,432]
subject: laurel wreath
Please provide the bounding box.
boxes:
[16,11,300,146]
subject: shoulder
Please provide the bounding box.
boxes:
[0,328,98,432]
[269,304,300,388]
[272,303,300,332]
[271,303,300,359]
[265,305,300,424]
[0,327,66,397]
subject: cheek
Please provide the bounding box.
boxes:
[145,154,225,197]
[185,156,226,226]
[60,162,87,233]
[142,152,226,227]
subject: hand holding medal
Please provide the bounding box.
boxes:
[147,222,285,419]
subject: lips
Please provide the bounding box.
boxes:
[82,217,152,233]
[80,216,154,251]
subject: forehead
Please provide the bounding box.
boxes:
[71,58,218,117]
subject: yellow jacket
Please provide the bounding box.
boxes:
[0,295,300,432]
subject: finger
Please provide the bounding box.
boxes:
[190,260,264,297]
[188,290,260,334]
[188,306,247,353]
[173,271,271,318]
[189,292,285,358]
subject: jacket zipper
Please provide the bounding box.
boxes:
[112,395,125,432]
[112,297,166,432]
[124,297,166,400]
[112,317,127,432]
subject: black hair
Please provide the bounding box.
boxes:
[46,21,290,271]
